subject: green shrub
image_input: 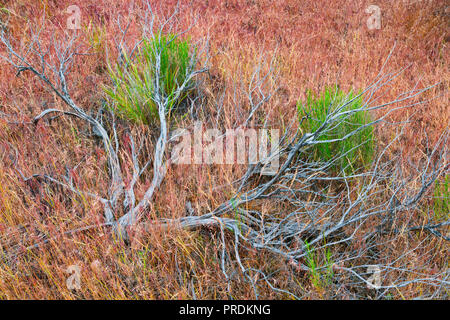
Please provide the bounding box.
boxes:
[304,240,334,289]
[104,34,194,124]
[297,87,374,175]
[433,175,449,221]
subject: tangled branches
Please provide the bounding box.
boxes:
[1,2,448,299]
[1,2,207,238]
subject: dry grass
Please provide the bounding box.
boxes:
[0,0,448,299]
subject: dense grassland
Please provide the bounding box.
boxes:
[0,0,448,299]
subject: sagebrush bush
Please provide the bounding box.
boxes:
[297,87,374,175]
[104,34,194,124]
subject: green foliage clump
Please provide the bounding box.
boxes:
[297,87,375,175]
[304,240,334,289]
[104,34,194,124]
[433,175,449,221]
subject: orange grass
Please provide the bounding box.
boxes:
[0,0,448,299]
